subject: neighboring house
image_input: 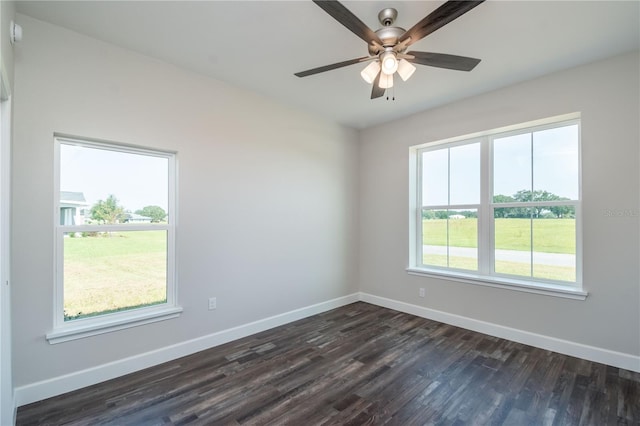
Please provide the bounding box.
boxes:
[449,214,465,220]
[124,213,153,223]
[60,191,89,225]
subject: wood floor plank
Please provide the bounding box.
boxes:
[16,302,640,425]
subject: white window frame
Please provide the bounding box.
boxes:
[408,113,587,300]
[47,135,182,344]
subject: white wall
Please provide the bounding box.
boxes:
[0,2,16,424]
[9,8,639,410]
[1,1,15,88]
[11,14,359,391]
[359,52,640,359]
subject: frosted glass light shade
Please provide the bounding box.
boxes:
[378,73,393,89]
[380,51,398,75]
[360,61,381,84]
[397,59,416,81]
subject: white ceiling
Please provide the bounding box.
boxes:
[15,1,640,129]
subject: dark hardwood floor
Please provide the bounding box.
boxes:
[16,302,640,425]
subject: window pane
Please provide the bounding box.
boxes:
[63,230,167,321]
[494,208,531,277]
[422,209,477,270]
[422,209,447,267]
[533,206,576,282]
[60,144,169,225]
[493,134,531,202]
[533,125,579,200]
[422,150,448,206]
[450,143,480,205]
[448,209,477,270]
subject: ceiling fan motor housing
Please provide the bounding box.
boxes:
[368,8,405,55]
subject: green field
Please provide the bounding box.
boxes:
[423,218,575,253]
[423,254,575,282]
[63,230,167,320]
[422,218,576,281]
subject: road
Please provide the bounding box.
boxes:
[423,245,575,267]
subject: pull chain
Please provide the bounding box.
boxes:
[386,85,396,101]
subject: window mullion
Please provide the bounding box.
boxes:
[446,149,450,267]
[529,132,534,278]
[479,136,492,275]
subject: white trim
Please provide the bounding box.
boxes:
[408,149,419,268]
[410,112,582,151]
[359,292,639,373]
[55,134,177,158]
[0,67,14,426]
[46,306,184,344]
[16,293,359,407]
[406,267,587,300]
[59,223,171,233]
[15,291,638,408]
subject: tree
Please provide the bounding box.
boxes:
[435,210,449,219]
[90,195,126,224]
[493,194,514,204]
[422,210,435,220]
[549,201,574,218]
[135,205,167,223]
[498,190,572,218]
[530,190,561,218]
[493,194,515,218]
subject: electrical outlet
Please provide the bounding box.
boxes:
[419,288,425,298]
[208,297,217,310]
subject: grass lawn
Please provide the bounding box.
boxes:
[63,230,167,320]
[423,254,575,282]
[423,218,575,254]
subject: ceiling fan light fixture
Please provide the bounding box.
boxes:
[380,51,398,75]
[295,1,485,100]
[360,61,381,84]
[378,73,393,89]
[397,59,417,81]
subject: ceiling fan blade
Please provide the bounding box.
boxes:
[370,71,385,99]
[399,1,484,47]
[313,0,383,46]
[295,56,371,78]
[407,51,481,71]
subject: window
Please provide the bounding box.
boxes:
[421,141,480,271]
[48,136,181,343]
[409,114,585,299]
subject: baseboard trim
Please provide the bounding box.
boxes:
[359,292,640,373]
[14,293,359,407]
[14,291,639,408]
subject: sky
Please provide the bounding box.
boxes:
[60,143,169,213]
[422,124,579,206]
[494,124,579,200]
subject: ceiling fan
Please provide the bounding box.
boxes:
[295,0,484,99]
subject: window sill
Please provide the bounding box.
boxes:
[406,267,588,300]
[46,306,183,344]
